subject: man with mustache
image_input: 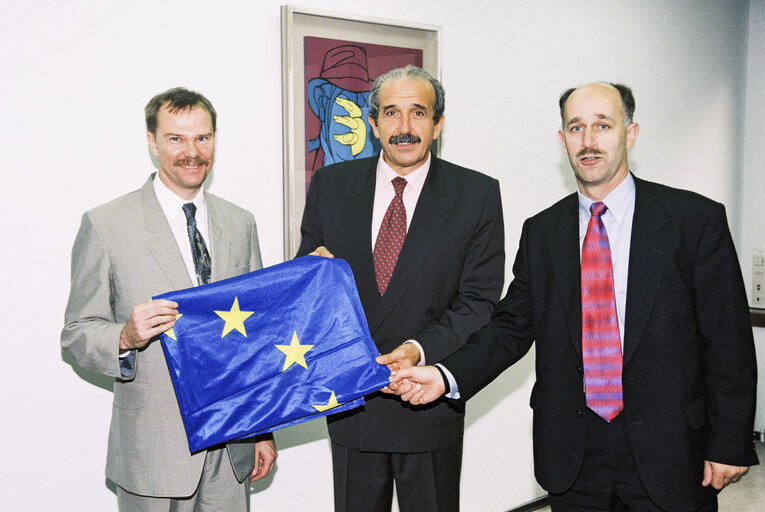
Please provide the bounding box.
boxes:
[62,87,277,511]
[296,65,505,512]
[391,82,758,511]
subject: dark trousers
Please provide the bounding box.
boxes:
[331,441,463,512]
[549,410,717,512]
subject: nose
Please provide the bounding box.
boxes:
[184,139,200,157]
[398,115,411,134]
[582,128,597,148]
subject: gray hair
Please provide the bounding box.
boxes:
[368,65,445,123]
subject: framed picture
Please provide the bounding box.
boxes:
[281,5,441,258]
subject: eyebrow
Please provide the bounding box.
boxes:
[382,103,430,112]
[163,132,213,137]
[565,113,615,128]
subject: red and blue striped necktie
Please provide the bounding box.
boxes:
[581,201,623,422]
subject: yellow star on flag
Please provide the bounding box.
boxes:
[164,314,183,341]
[274,331,314,371]
[313,391,343,412]
[214,297,254,338]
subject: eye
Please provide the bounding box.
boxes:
[570,126,582,133]
[385,110,398,117]
[197,136,209,142]
[169,136,181,142]
[598,124,610,130]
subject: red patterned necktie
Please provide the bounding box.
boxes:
[581,201,623,422]
[373,177,407,295]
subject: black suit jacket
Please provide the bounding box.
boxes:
[297,154,505,452]
[442,176,758,511]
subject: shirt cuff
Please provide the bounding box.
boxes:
[435,363,460,399]
[403,339,426,366]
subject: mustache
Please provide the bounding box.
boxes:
[174,157,210,167]
[388,133,422,145]
[576,148,603,158]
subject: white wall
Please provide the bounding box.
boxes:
[0,1,756,510]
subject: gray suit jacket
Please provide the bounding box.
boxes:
[62,175,262,497]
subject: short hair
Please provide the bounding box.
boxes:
[145,87,217,135]
[558,83,635,127]
[368,65,445,123]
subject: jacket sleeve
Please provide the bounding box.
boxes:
[439,216,536,402]
[61,212,131,380]
[694,203,758,466]
[414,179,506,363]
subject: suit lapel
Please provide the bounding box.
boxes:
[206,195,231,283]
[368,157,452,334]
[140,175,193,291]
[343,161,380,319]
[623,177,671,366]
[548,193,583,358]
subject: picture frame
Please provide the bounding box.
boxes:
[280,5,441,259]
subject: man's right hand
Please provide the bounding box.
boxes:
[309,246,334,258]
[119,299,179,350]
[388,366,446,405]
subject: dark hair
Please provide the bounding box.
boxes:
[145,87,217,135]
[368,65,445,123]
[558,83,635,126]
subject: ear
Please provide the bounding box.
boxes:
[368,114,380,139]
[147,131,159,157]
[432,115,445,141]
[558,129,569,155]
[625,122,639,149]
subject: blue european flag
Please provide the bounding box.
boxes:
[154,256,390,453]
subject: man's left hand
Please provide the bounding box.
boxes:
[250,435,278,482]
[377,343,420,372]
[377,343,421,394]
[701,460,749,490]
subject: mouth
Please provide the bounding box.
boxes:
[388,133,421,146]
[577,150,603,165]
[174,157,209,170]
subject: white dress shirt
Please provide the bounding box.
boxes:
[372,154,431,364]
[371,154,430,246]
[153,174,211,286]
[577,172,635,348]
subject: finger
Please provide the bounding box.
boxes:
[376,353,396,365]
[400,383,422,402]
[389,369,411,384]
[411,388,426,405]
[701,461,712,487]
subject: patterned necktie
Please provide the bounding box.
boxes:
[182,202,211,285]
[581,202,623,422]
[373,177,407,295]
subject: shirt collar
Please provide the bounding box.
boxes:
[577,172,635,224]
[153,172,206,221]
[376,153,431,192]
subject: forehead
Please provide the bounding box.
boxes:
[564,84,623,123]
[379,78,435,108]
[156,104,213,132]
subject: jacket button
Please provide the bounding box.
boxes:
[577,366,583,374]
[426,308,434,316]
[575,409,584,417]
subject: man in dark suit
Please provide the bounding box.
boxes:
[391,82,758,512]
[296,65,505,512]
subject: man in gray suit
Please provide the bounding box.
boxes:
[62,87,277,511]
